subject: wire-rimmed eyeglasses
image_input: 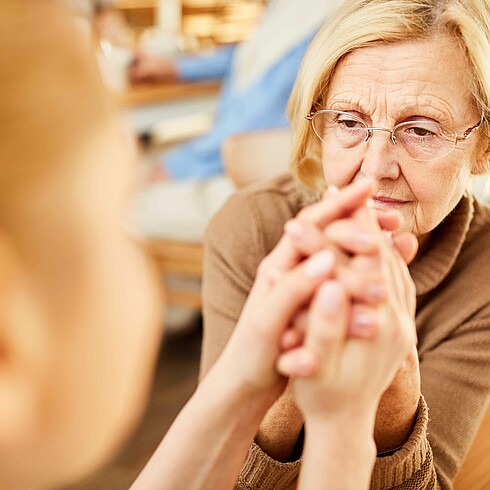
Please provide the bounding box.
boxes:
[305,109,482,162]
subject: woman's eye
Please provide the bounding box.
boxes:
[338,118,361,129]
[407,126,436,137]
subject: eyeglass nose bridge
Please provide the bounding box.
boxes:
[364,127,398,146]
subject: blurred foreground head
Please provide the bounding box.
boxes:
[0,1,162,488]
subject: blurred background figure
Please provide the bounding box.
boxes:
[67,0,132,44]
[130,0,343,243]
[129,0,344,331]
[65,1,136,92]
[0,1,164,489]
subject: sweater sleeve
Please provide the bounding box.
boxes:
[232,314,490,490]
[415,310,490,489]
[230,312,490,490]
[175,46,235,81]
[233,396,433,490]
[371,307,490,490]
[201,190,266,379]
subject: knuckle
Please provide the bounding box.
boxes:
[256,256,273,277]
[281,270,311,295]
[351,254,380,271]
[296,207,311,221]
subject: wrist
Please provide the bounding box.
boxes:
[200,355,277,423]
[305,405,377,440]
[303,414,377,479]
[306,415,376,460]
[303,396,379,427]
[217,333,285,403]
[375,353,420,453]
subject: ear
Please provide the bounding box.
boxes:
[0,231,49,449]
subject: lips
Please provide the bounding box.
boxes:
[371,195,409,205]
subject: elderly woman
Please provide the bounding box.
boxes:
[200,0,490,488]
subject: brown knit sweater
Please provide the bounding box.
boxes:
[201,174,490,490]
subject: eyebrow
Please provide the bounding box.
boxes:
[326,97,456,127]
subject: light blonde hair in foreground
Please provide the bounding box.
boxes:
[288,0,490,194]
[0,2,162,488]
[0,0,113,206]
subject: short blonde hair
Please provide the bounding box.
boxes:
[289,0,490,194]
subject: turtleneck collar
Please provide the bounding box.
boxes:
[410,193,474,296]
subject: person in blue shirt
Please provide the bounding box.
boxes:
[130,0,343,242]
[131,40,309,181]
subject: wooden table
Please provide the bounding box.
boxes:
[120,80,221,108]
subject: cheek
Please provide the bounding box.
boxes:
[408,157,471,233]
[321,144,360,186]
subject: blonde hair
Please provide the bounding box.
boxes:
[0,0,113,204]
[288,0,490,194]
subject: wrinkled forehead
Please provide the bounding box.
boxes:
[320,35,479,126]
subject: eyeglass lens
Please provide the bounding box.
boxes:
[312,110,456,161]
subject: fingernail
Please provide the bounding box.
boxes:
[285,220,306,240]
[350,311,378,338]
[353,312,375,329]
[305,250,335,278]
[367,282,387,301]
[318,281,344,312]
[327,184,340,194]
[366,198,375,208]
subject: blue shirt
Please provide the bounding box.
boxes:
[163,35,314,180]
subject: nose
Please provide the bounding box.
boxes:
[360,130,401,181]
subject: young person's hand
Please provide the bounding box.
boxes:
[254,180,418,461]
[213,180,382,404]
[279,203,420,456]
[279,207,417,410]
[282,201,418,346]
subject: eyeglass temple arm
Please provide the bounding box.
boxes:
[458,118,484,141]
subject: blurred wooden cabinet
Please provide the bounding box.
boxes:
[114,0,265,43]
[146,239,203,308]
[182,0,265,44]
[114,0,156,27]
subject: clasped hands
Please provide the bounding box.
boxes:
[221,178,418,426]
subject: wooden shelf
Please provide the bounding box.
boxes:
[114,0,156,9]
[119,79,220,107]
[113,1,265,42]
[146,239,204,308]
